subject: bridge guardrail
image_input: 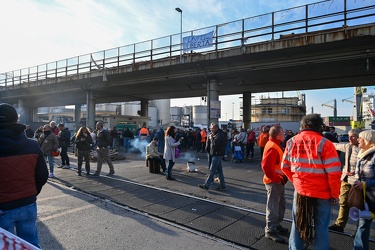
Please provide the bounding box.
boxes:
[0,0,374,88]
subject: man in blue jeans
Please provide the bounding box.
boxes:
[0,103,49,248]
[198,123,226,191]
[282,114,341,249]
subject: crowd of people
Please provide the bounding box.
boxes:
[1,102,375,249]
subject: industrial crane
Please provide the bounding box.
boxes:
[340,87,366,129]
[321,99,337,117]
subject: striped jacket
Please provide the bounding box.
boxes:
[281,129,342,199]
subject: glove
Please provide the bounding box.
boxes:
[280,175,288,185]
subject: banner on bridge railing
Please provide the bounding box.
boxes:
[0,227,40,250]
[183,31,214,52]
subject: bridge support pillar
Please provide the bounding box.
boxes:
[140,99,149,127]
[86,91,96,130]
[75,104,81,132]
[207,79,219,126]
[242,92,252,129]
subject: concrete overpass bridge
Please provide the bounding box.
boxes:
[1,0,374,128]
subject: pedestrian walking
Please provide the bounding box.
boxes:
[93,122,115,177]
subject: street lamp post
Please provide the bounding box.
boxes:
[232,102,235,119]
[175,7,183,64]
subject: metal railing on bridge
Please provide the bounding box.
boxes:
[0,0,374,88]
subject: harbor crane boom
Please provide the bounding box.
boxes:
[321,99,337,117]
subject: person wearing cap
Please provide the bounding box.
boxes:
[57,123,71,169]
[352,130,375,250]
[0,103,48,248]
[146,137,166,174]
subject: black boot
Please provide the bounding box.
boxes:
[85,165,90,175]
[78,166,82,176]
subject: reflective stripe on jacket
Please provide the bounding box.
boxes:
[262,139,284,184]
[281,130,342,199]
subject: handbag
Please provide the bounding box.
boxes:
[52,150,60,157]
[175,147,180,158]
[347,185,364,210]
[347,167,365,210]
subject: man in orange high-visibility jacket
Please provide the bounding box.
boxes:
[258,125,270,161]
[200,128,207,153]
[139,126,150,141]
[261,125,288,243]
[282,114,341,249]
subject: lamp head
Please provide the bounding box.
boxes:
[175,7,182,13]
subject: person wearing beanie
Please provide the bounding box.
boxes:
[0,103,48,248]
[352,129,375,250]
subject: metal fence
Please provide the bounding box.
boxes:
[0,0,374,87]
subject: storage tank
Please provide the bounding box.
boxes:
[148,106,158,128]
[154,99,170,126]
[170,106,183,124]
[183,106,192,115]
[192,105,207,126]
[121,102,140,116]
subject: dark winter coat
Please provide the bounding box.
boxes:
[0,124,48,210]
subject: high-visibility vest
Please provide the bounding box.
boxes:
[258,132,269,147]
[263,140,284,184]
[201,130,207,143]
[282,130,342,199]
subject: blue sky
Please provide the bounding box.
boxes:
[0,0,373,119]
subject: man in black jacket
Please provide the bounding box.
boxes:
[0,103,48,248]
[198,123,226,190]
[93,121,115,177]
[57,123,71,169]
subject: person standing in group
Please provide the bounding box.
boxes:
[195,128,202,152]
[352,130,375,250]
[282,114,341,250]
[122,127,134,152]
[164,126,182,180]
[146,137,167,174]
[261,125,288,243]
[34,125,43,140]
[39,124,59,178]
[258,125,270,161]
[139,125,150,141]
[57,123,71,169]
[93,121,115,177]
[156,127,165,154]
[0,103,49,248]
[246,128,256,159]
[24,124,34,139]
[200,128,207,153]
[50,121,59,136]
[198,123,226,191]
[329,129,361,233]
[73,126,93,176]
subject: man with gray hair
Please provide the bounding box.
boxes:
[329,128,361,233]
[262,125,288,243]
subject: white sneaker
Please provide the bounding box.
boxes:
[62,165,70,169]
[48,173,54,178]
[57,165,64,168]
